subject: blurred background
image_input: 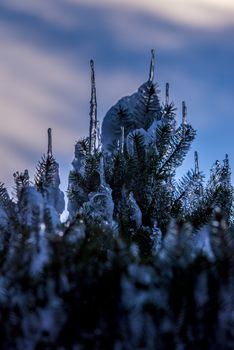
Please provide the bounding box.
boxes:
[0,0,234,198]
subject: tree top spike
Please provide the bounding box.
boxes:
[224,153,229,167]
[194,151,199,175]
[47,128,52,156]
[182,101,187,125]
[166,82,169,104]
[90,59,97,111]
[148,49,155,83]
[90,60,95,88]
[89,59,98,154]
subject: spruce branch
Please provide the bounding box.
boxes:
[13,170,30,201]
[35,153,58,191]
[0,182,11,210]
[35,128,58,192]
[158,125,196,176]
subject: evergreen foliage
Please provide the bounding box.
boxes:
[0,51,233,349]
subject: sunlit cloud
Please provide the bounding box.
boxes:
[0,0,78,28]
[69,0,234,28]
[2,0,234,29]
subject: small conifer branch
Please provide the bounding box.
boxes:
[47,128,52,157]
[35,129,58,191]
[13,169,30,200]
[215,160,221,171]
[222,154,231,186]
[89,59,98,154]
[224,154,229,168]
[148,49,155,83]
[0,182,11,210]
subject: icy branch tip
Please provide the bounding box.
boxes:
[47,128,52,156]
[182,101,187,125]
[120,126,125,154]
[194,151,199,175]
[89,59,97,154]
[224,154,229,167]
[149,49,155,83]
[90,59,94,68]
[90,60,96,86]
[166,83,169,104]
[90,60,96,95]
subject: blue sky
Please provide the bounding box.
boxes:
[0,0,234,194]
